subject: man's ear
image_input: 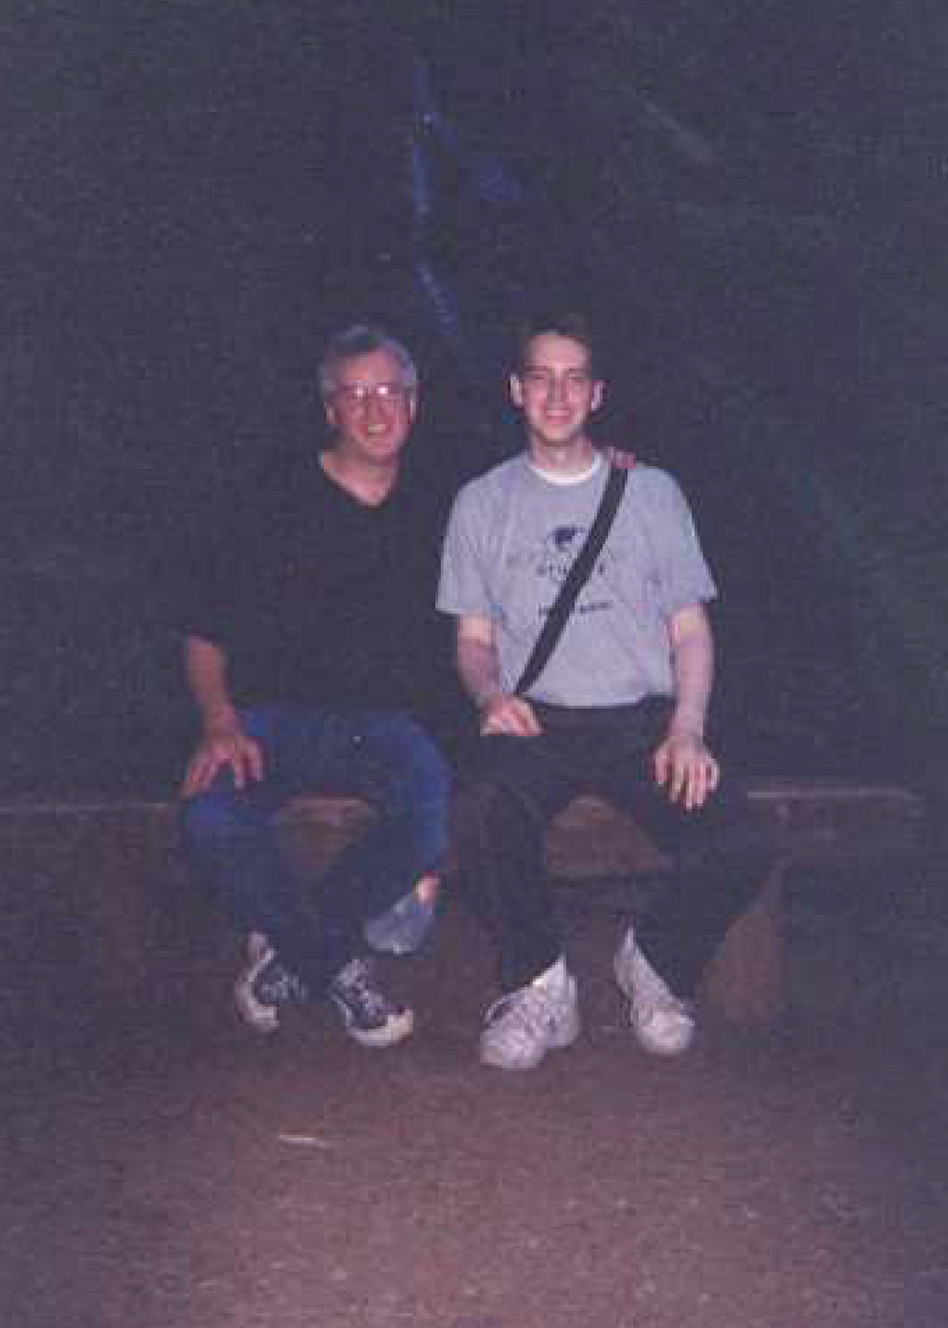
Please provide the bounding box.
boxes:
[509,373,524,408]
[323,398,337,432]
[591,379,604,412]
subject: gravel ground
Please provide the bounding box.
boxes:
[5,859,948,1328]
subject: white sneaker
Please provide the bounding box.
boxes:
[614,927,695,1057]
[479,958,581,1071]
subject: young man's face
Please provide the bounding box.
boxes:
[323,348,417,465]
[510,332,603,453]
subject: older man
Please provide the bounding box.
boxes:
[181,325,449,1047]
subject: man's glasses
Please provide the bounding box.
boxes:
[332,382,412,408]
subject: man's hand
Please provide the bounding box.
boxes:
[653,729,720,810]
[598,444,636,471]
[480,692,543,738]
[180,713,265,798]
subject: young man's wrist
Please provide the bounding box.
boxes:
[669,709,706,740]
[472,683,503,711]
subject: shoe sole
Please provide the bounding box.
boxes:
[234,945,280,1035]
[479,1016,581,1071]
[630,1015,694,1057]
[246,931,271,965]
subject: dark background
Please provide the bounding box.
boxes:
[3,1,946,796]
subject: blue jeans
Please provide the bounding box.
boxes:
[181,706,450,995]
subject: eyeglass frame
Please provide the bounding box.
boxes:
[329,381,415,409]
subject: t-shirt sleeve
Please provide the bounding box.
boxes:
[645,471,718,619]
[176,524,245,649]
[437,486,494,620]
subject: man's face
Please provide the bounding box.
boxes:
[323,348,417,464]
[510,333,603,451]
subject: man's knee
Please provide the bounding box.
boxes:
[179,776,254,849]
[405,729,452,797]
[373,716,452,804]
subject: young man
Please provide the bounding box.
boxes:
[181,325,450,1047]
[438,312,762,1070]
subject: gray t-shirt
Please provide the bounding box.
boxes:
[437,455,717,707]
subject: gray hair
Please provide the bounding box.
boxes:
[318,324,419,399]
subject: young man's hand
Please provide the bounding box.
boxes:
[479,693,543,738]
[653,729,720,810]
[180,714,265,797]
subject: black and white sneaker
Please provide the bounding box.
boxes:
[329,956,414,1049]
[234,943,309,1035]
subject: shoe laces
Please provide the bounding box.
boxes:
[256,959,309,1007]
[485,984,556,1038]
[333,957,394,1021]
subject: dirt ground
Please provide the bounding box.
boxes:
[5,857,948,1328]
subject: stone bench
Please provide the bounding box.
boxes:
[543,781,926,1025]
[0,780,925,1030]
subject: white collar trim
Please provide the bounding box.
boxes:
[527,452,603,486]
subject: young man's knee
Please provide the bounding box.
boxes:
[450,776,535,843]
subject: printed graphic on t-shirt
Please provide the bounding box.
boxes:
[532,524,617,620]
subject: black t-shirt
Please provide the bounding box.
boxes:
[186,453,452,720]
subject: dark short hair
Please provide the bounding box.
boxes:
[318,324,418,398]
[513,312,600,377]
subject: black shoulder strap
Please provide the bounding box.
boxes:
[514,465,629,697]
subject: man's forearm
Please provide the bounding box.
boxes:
[668,607,714,738]
[456,636,504,709]
[185,635,239,731]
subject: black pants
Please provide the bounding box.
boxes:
[451,698,768,997]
